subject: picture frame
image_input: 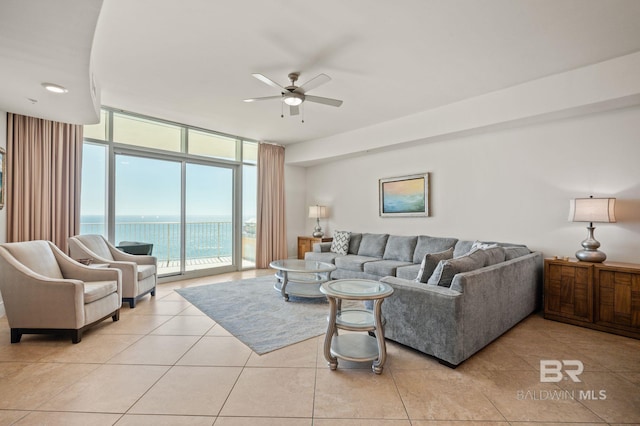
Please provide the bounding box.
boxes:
[379,172,429,217]
[0,147,4,210]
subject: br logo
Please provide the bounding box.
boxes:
[540,360,584,382]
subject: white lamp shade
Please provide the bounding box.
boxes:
[569,198,616,223]
[309,205,328,219]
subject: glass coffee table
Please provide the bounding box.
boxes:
[269,259,336,301]
[320,279,394,374]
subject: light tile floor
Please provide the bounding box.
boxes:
[0,269,639,425]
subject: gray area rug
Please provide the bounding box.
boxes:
[175,275,331,354]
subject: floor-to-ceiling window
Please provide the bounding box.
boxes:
[80,108,257,278]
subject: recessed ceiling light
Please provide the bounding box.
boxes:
[41,83,68,94]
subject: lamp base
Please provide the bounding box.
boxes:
[312,218,324,238]
[575,249,606,263]
[575,225,606,263]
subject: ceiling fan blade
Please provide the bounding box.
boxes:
[251,73,284,90]
[304,95,343,107]
[290,105,300,116]
[243,95,282,103]
[298,73,331,93]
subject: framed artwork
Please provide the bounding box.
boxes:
[379,173,429,217]
[0,147,4,210]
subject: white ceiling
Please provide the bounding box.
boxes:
[2,0,640,145]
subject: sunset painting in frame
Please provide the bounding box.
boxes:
[379,173,429,217]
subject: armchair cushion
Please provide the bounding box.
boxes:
[137,264,156,281]
[84,281,119,303]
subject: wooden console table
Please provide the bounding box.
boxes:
[297,236,332,259]
[544,257,640,339]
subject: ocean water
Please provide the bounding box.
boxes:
[80,215,245,262]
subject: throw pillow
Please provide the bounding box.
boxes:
[427,249,487,288]
[503,246,531,260]
[471,240,498,251]
[330,231,351,255]
[415,247,454,283]
[483,246,506,266]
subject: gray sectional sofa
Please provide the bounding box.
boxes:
[305,232,543,367]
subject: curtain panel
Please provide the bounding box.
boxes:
[255,142,287,268]
[6,113,83,253]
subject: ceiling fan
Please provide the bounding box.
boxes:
[244,72,343,118]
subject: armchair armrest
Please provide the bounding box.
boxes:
[109,248,157,266]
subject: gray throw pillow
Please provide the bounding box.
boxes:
[427,249,487,288]
[415,247,454,283]
[503,246,531,260]
[482,246,506,266]
[330,231,351,255]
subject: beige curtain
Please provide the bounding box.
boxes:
[6,113,83,253]
[255,142,287,268]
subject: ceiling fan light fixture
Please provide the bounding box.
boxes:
[283,92,304,106]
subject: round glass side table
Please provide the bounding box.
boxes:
[320,279,394,374]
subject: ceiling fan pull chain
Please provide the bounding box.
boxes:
[302,104,304,123]
[281,96,284,118]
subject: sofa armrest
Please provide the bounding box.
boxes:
[313,242,332,253]
[379,276,464,362]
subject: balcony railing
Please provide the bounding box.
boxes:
[80,220,256,274]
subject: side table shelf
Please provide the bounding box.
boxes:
[544,258,640,339]
[320,279,394,374]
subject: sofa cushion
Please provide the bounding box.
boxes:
[383,235,417,262]
[504,246,531,260]
[335,254,380,272]
[357,233,389,258]
[305,251,341,264]
[427,249,487,288]
[415,247,454,283]
[330,230,351,255]
[348,233,363,254]
[413,236,458,264]
[364,260,413,277]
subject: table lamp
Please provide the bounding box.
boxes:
[568,196,616,262]
[309,205,328,237]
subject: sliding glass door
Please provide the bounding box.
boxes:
[113,153,236,276]
[185,163,234,272]
[114,154,182,275]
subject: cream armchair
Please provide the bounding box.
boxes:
[68,234,157,308]
[0,240,122,344]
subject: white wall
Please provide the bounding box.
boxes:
[284,164,307,257]
[0,111,6,316]
[294,105,640,263]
